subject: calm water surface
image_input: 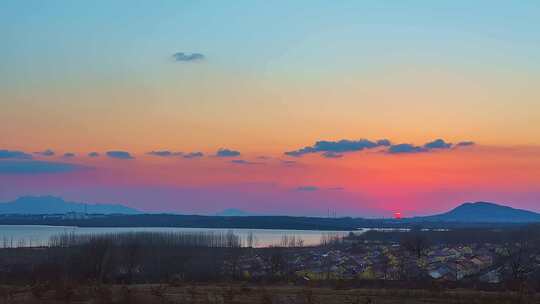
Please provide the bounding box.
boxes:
[0,225,355,248]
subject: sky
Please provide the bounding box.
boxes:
[0,1,539,217]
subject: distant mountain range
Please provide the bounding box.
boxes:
[1,196,539,224]
[412,201,540,223]
[0,196,140,214]
[215,202,540,223]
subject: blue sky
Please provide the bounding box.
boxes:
[2,0,539,88]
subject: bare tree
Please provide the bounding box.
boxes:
[123,239,141,284]
[394,246,423,281]
[401,232,430,259]
[497,227,540,299]
[82,237,113,282]
[268,248,286,279]
[379,252,391,280]
[247,231,255,248]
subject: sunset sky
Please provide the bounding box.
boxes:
[1,1,539,217]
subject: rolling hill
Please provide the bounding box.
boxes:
[414,201,540,223]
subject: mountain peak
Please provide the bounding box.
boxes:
[15,195,65,204]
[458,201,503,207]
[419,201,540,223]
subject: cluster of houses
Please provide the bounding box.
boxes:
[424,244,495,281]
[232,243,506,283]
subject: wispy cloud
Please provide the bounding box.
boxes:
[147,151,183,157]
[216,148,241,157]
[387,143,427,154]
[172,52,205,62]
[286,138,474,157]
[0,160,84,174]
[34,149,55,157]
[230,159,263,165]
[0,150,32,160]
[424,139,452,149]
[387,139,474,154]
[147,150,204,159]
[322,152,343,158]
[106,151,134,159]
[296,186,319,191]
[63,152,76,158]
[285,139,391,157]
[456,141,475,147]
[88,152,100,157]
[183,152,204,159]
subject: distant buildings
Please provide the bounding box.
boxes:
[231,241,511,284]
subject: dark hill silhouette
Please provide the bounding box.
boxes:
[215,208,253,216]
[0,196,140,214]
[414,201,540,223]
[1,197,538,228]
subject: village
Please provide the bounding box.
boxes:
[232,240,519,284]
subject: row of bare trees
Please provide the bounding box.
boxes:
[49,231,242,248]
[1,230,310,285]
[493,226,540,299]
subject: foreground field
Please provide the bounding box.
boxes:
[1,284,538,304]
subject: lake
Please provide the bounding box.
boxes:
[0,225,355,248]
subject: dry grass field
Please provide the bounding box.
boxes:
[1,283,538,304]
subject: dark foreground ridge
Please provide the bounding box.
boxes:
[1,283,537,304]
